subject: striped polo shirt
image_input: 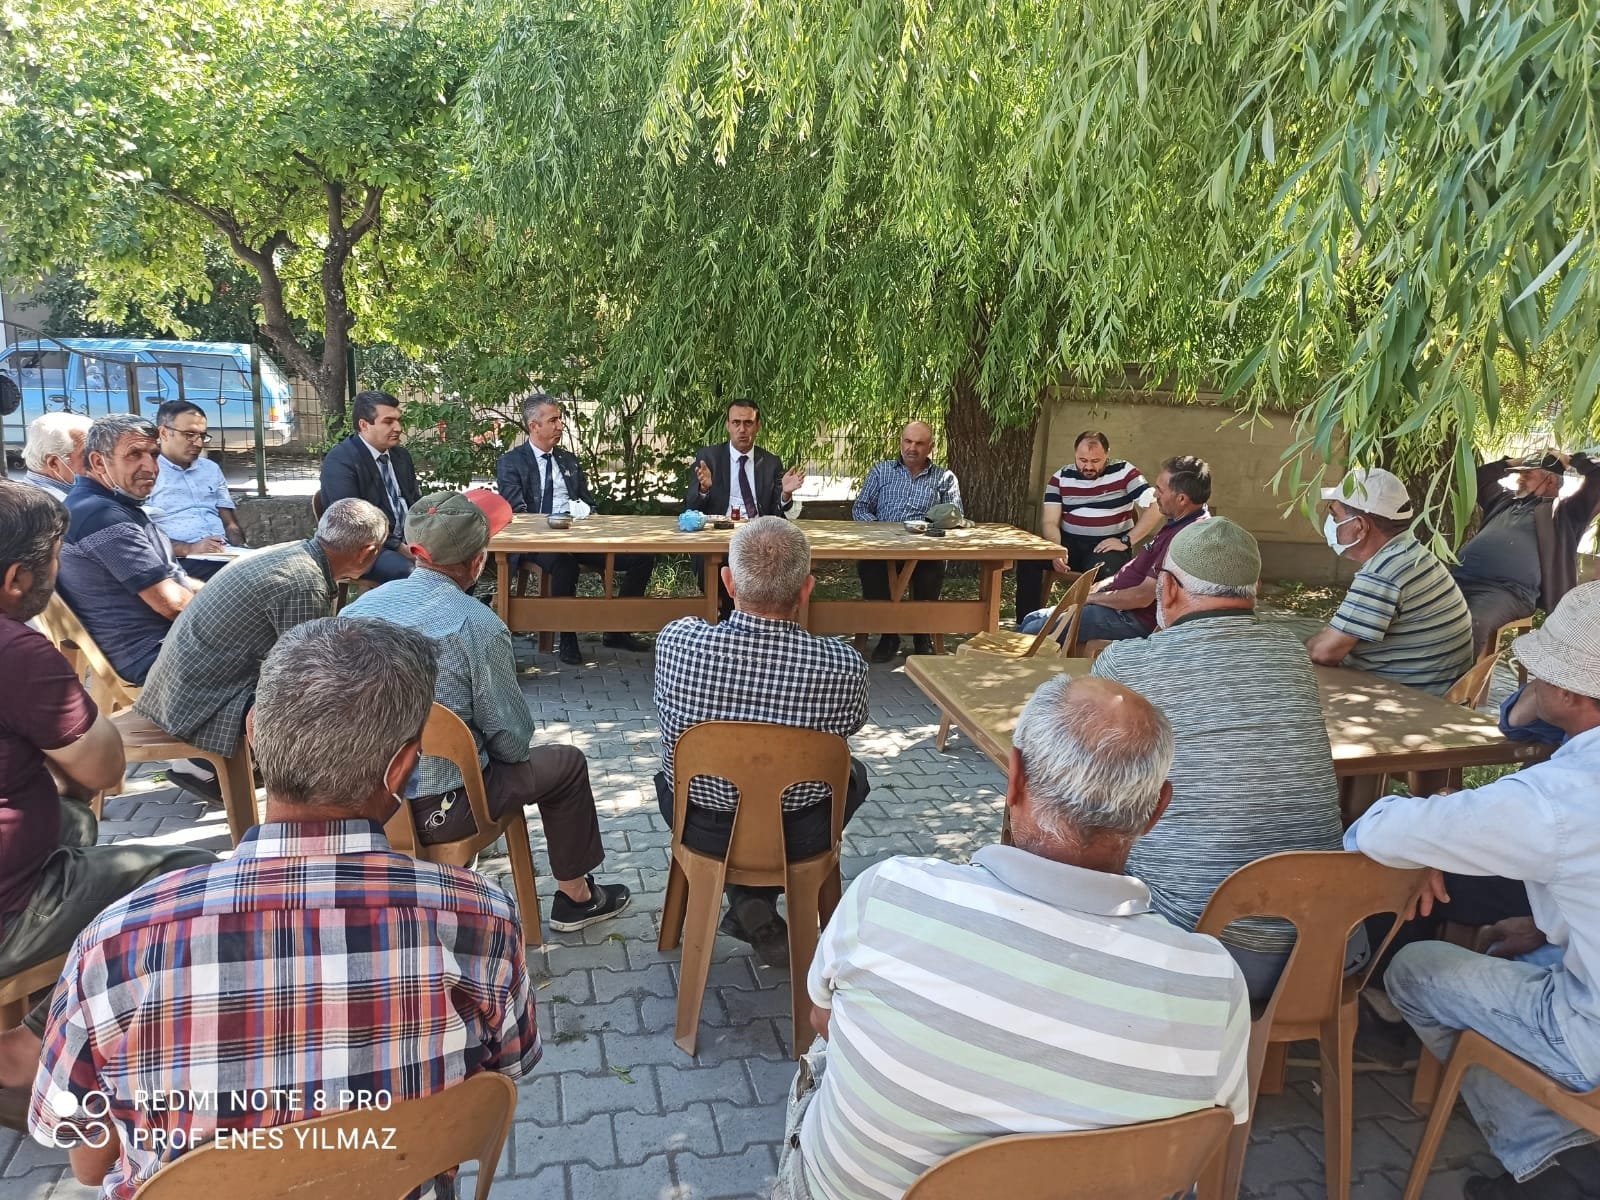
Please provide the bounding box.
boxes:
[799,847,1250,1200]
[1330,534,1475,695]
[1043,461,1152,538]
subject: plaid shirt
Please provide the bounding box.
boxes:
[654,611,869,811]
[29,820,540,1200]
[851,458,963,523]
[134,540,336,755]
[342,569,532,796]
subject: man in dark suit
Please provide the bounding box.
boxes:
[318,390,421,584]
[496,394,654,665]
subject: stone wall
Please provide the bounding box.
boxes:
[234,496,317,546]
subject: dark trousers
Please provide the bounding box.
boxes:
[653,759,870,904]
[411,749,605,882]
[857,560,945,604]
[528,552,654,601]
[1014,533,1132,619]
[1375,873,1534,983]
[1455,576,1537,657]
[0,800,217,1034]
[363,548,415,584]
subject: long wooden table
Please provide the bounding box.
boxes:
[489,515,1064,637]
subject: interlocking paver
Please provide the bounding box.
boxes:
[613,1103,717,1166]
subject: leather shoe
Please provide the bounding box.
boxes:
[602,633,648,653]
[913,635,935,656]
[723,896,790,970]
[558,635,583,666]
[870,635,902,663]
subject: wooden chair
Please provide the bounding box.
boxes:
[131,1071,517,1200]
[111,709,259,845]
[1195,851,1430,1200]
[383,703,543,949]
[657,721,852,1058]
[0,953,68,1028]
[903,1106,1234,1200]
[1402,1030,1600,1200]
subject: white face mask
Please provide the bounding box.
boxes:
[1323,512,1360,555]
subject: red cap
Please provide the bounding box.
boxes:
[464,488,513,538]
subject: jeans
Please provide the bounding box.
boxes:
[1386,940,1600,1180]
[772,1039,827,1200]
[1226,927,1372,1005]
[1013,535,1132,620]
[363,548,414,584]
[1020,603,1150,642]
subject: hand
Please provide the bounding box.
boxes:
[1476,916,1547,959]
[1403,868,1451,922]
[1051,556,1072,575]
[189,536,226,555]
[694,459,713,494]
[1093,537,1128,554]
[782,466,806,497]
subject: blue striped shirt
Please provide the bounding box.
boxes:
[1329,534,1475,695]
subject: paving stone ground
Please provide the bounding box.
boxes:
[0,641,1506,1199]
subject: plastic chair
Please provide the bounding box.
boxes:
[1195,851,1429,1200]
[0,953,68,1028]
[657,721,852,1058]
[36,593,140,715]
[131,1071,517,1200]
[383,703,543,949]
[1402,1030,1600,1200]
[1444,650,1501,710]
[903,1106,1234,1200]
[111,709,259,846]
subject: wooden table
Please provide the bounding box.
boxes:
[488,516,1064,637]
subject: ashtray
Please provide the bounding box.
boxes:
[707,516,734,530]
[546,514,573,529]
[903,519,930,534]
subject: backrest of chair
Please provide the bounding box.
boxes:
[1044,564,1102,658]
[1445,650,1500,709]
[310,488,326,521]
[132,1072,517,1200]
[1196,851,1426,1030]
[673,721,853,873]
[36,593,138,711]
[418,702,496,835]
[903,1107,1234,1200]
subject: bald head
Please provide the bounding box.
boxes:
[899,421,935,474]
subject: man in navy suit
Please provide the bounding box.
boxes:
[496,394,654,665]
[318,390,421,584]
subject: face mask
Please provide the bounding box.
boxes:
[1323,513,1359,555]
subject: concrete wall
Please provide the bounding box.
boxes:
[234,496,316,546]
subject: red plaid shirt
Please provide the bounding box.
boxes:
[28,820,540,1199]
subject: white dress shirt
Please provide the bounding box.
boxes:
[726,442,760,518]
[530,443,570,514]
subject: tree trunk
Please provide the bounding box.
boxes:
[943,366,1039,529]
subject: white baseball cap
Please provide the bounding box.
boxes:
[1320,467,1415,520]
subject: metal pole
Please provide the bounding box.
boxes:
[126,363,141,413]
[251,343,266,497]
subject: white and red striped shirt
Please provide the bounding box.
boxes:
[1044,461,1153,538]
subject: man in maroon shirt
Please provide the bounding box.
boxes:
[0,480,215,1126]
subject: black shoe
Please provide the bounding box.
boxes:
[870,635,902,663]
[548,877,631,932]
[913,635,935,656]
[725,895,790,970]
[602,633,647,652]
[1464,1162,1593,1200]
[168,759,223,806]
[558,635,583,666]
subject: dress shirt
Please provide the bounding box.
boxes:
[22,470,71,499]
[532,443,570,513]
[727,442,759,518]
[851,458,963,523]
[362,437,408,526]
[147,454,234,544]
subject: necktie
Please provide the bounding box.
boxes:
[737,454,758,516]
[377,453,405,526]
[540,453,555,514]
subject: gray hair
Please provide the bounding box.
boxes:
[316,497,390,553]
[1166,560,1258,601]
[23,412,92,472]
[728,516,811,610]
[1013,675,1175,839]
[521,391,560,427]
[84,413,158,463]
[253,617,438,810]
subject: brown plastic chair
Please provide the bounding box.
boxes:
[36,593,141,716]
[1444,650,1501,710]
[1402,1030,1600,1200]
[1195,851,1429,1200]
[130,1071,517,1200]
[657,721,852,1058]
[383,703,543,949]
[903,1106,1234,1200]
[111,709,259,845]
[0,952,68,1028]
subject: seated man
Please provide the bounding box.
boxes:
[1348,581,1600,1199]
[1092,518,1350,1000]
[57,414,201,684]
[1454,450,1600,655]
[495,392,654,665]
[318,389,421,584]
[654,517,870,968]
[1307,466,1475,696]
[0,481,214,1128]
[774,676,1249,1200]
[133,498,388,801]
[1019,454,1211,644]
[21,413,91,500]
[27,618,541,1194]
[146,400,247,580]
[343,491,629,932]
[850,420,963,662]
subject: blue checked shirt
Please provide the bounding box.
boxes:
[148,454,234,544]
[852,458,963,523]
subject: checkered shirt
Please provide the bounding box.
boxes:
[341,568,533,796]
[851,458,963,523]
[134,540,337,755]
[653,611,869,811]
[28,820,540,1200]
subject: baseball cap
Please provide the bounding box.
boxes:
[1165,517,1260,589]
[1319,467,1414,520]
[405,489,512,564]
[1507,452,1566,475]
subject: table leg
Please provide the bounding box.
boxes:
[602,554,616,599]
[703,554,722,623]
[496,552,511,626]
[1408,769,1453,797]
[979,561,1007,632]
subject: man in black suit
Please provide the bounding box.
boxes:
[496,394,654,665]
[318,390,421,584]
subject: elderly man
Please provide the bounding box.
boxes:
[1454,450,1600,655]
[343,492,629,932]
[146,399,246,580]
[27,619,541,1196]
[1014,430,1165,621]
[1307,466,1475,696]
[57,414,200,684]
[318,389,421,584]
[21,413,91,499]
[133,498,388,801]
[1092,518,1349,999]
[495,392,654,664]
[851,420,964,661]
[774,675,1250,1200]
[0,481,214,1129]
[1348,582,1600,1199]
[654,517,870,968]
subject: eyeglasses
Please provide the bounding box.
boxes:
[164,428,212,444]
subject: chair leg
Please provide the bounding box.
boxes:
[1401,1045,1474,1200]
[931,634,944,656]
[658,860,688,952]
[1319,1003,1359,1200]
[936,713,952,752]
[673,870,723,1056]
[1411,1048,1443,1114]
[1259,1041,1288,1095]
[502,812,543,950]
[217,750,258,847]
[783,881,823,1061]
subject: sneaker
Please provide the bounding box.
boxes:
[547,876,630,932]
